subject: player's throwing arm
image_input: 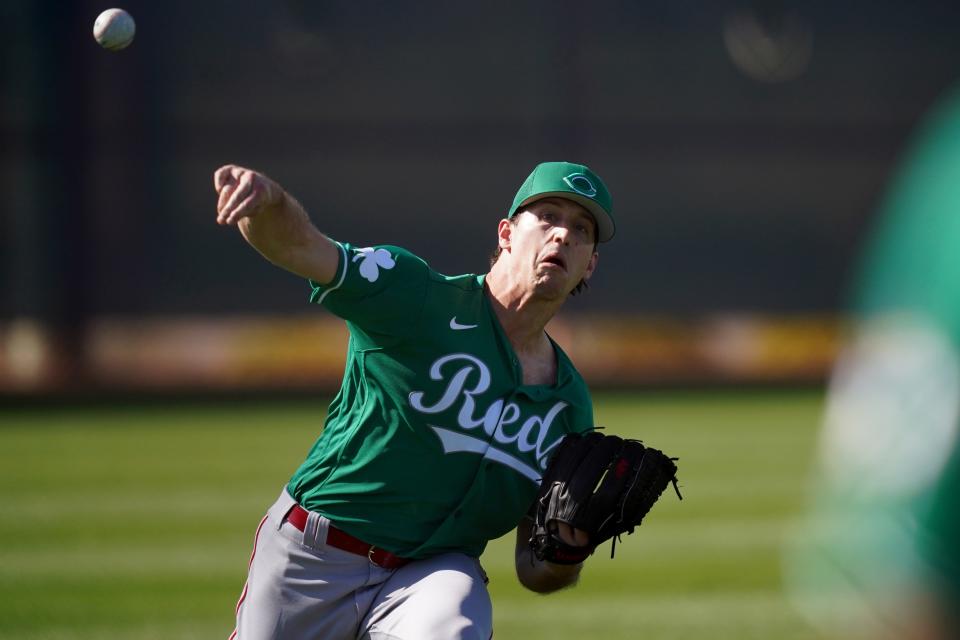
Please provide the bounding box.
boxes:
[213,164,339,284]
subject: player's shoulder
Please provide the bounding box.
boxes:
[337,243,430,278]
[373,247,482,292]
[339,242,482,295]
[428,270,484,292]
[354,244,427,265]
[379,246,480,287]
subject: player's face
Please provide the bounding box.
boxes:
[500,197,599,300]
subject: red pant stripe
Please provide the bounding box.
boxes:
[229,514,270,638]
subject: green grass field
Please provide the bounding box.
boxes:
[0,390,824,640]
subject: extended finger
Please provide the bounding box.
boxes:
[555,522,590,547]
[572,527,590,547]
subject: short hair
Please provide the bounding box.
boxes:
[488,214,598,297]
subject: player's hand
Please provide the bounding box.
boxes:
[554,522,590,547]
[214,164,284,226]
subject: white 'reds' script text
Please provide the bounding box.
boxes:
[409,353,568,480]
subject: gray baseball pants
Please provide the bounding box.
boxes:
[229,489,493,640]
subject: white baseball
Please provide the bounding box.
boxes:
[93,8,136,51]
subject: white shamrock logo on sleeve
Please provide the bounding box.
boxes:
[353,247,396,283]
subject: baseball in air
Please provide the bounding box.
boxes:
[93,9,136,51]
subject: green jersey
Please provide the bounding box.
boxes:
[287,242,594,559]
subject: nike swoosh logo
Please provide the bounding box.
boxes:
[449,316,479,331]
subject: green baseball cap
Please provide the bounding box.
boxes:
[509,161,615,242]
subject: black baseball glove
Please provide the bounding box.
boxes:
[530,431,682,564]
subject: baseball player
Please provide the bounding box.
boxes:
[214,161,615,639]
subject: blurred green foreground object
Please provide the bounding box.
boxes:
[785,87,960,639]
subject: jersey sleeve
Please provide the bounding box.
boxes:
[308,242,430,336]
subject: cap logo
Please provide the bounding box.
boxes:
[562,173,597,198]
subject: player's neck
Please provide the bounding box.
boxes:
[485,267,563,353]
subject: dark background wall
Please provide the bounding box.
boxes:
[5,1,960,323]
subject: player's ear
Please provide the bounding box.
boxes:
[582,251,599,281]
[497,218,513,250]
